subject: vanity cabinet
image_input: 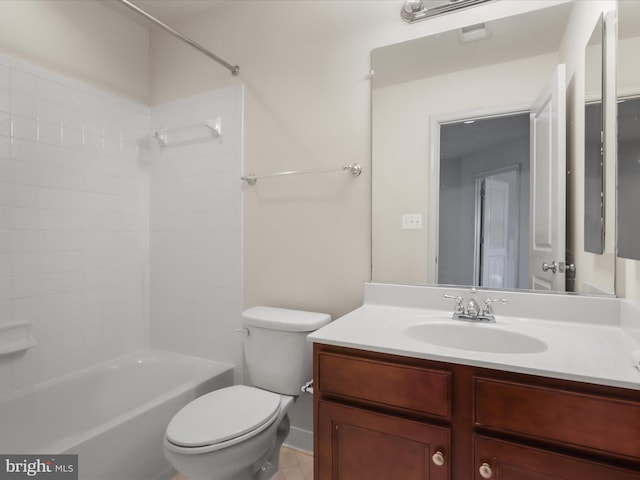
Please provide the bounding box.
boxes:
[313,344,640,480]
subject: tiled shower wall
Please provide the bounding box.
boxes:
[0,55,150,395]
[149,86,243,379]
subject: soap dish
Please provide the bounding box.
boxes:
[0,321,37,355]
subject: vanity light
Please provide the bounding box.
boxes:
[401,0,493,23]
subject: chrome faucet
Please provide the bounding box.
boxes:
[443,294,507,323]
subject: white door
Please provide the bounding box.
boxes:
[482,177,510,288]
[529,64,566,291]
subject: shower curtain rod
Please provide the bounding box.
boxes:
[115,0,240,76]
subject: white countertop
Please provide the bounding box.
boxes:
[308,303,640,391]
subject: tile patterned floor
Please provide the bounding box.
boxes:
[271,447,313,480]
[171,446,313,480]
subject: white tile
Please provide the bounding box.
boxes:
[0,206,9,230]
[39,99,61,124]
[0,253,9,276]
[0,64,9,90]
[61,107,83,130]
[60,85,84,110]
[37,273,62,296]
[11,230,38,253]
[0,231,9,253]
[38,78,62,105]
[12,92,38,119]
[11,274,37,299]
[0,135,9,158]
[11,253,37,276]
[0,112,11,136]
[61,127,83,150]
[11,138,38,163]
[12,116,38,141]
[11,69,38,96]
[38,121,61,146]
[0,90,9,114]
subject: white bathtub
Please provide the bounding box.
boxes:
[0,349,234,480]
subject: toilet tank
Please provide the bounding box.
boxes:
[242,307,331,396]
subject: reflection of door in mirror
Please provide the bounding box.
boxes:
[437,115,528,289]
[529,64,566,292]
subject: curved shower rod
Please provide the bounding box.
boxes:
[116,0,240,76]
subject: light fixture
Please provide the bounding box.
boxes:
[401,0,493,24]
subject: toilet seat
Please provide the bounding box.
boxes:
[166,385,281,449]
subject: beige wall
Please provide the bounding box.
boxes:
[0,0,150,103]
[149,0,566,319]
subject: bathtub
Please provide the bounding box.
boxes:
[0,349,234,480]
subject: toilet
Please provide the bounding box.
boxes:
[163,306,331,480]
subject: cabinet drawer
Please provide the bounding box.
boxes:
[317,351,451,418]
[474,377,640,460]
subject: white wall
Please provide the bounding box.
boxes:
[0,54,150,395]
[0,1,150,104]
[149,86,243,377]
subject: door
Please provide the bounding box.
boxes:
[481,177,510,288]
[317,400,450,480]
[529,64,566,290]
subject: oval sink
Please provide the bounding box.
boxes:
[404,323,547,354]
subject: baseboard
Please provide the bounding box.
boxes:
[284,426,313,453]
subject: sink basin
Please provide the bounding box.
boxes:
[404,322,548,354]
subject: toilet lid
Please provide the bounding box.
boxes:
[166,385,281,448]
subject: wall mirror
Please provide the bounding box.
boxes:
[617,1,640,260]
[584,15,604,255]
[371,2,616,295]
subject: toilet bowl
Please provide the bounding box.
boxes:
[163,307,331,480]
[164,385,294,480]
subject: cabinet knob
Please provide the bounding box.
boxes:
[479,462,493,479]
[431,451,445,466]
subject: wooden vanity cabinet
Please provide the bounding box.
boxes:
[313,344,640,480]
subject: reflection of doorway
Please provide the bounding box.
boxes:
[436,113,530,288]
[474,168,519,288]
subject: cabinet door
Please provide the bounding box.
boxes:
[474,435,640,480]
[317,400,450,480]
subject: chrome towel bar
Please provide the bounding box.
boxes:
[241,163,362,185]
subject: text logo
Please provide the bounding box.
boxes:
[0,456,77,480]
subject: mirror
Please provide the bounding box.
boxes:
[584,15,604,255]
[617,1,640,260]
[371,2,616,295]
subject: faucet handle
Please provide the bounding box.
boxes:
[482,298,507,316]
[443,294,464,314]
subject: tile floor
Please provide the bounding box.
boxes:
[171,446,313,480]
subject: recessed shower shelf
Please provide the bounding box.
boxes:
[0,321,37,355]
